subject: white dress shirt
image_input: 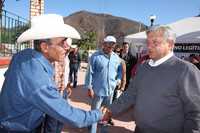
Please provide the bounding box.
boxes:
[148,52,174,67]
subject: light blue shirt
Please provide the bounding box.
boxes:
[0,49,102,132]
[85,50,121,96]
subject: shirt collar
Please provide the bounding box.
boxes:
[33,50,54,77]
[148,52,174,67]
[100,49,115,58]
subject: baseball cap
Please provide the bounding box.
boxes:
[103,36,116,43]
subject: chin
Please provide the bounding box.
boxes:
[53,58,62,62]
[148,54,153,59]
[60,57,65,62]
[57,59,63,62]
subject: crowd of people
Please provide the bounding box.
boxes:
[0,13,200,133]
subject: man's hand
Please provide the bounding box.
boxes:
[88,88,94,98]
[100,106,112,122]
[116,79,121,86]
[66,87,72,97]
[66,83,72,96]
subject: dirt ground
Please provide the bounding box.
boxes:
[62,63,135,133]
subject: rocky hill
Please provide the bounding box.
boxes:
[64,10,147,46]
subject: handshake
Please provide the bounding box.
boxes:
[100,106,113,124]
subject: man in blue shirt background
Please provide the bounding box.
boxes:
[85,35,121,133]
[0,14,108,133]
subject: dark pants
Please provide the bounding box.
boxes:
[69,64,79,88]
[43,116,64,133]
[42,90,68,133]
[112,85,119,102]
[0,125,42,133]
[134,126,142,133]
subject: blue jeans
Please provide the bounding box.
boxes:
[90,94,113,133]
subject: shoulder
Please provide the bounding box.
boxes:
[112,53,122,65]
[111,52,121,59]
[90,51,103,58]
[11,49,38,64]
[127,52,135,58]
[170,56,194,69]
[89,51,101,62]
[136,60,149,71]
[120,58,125,64]
[111,52,120,58]
[164,56,200,77]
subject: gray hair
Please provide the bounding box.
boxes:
[146,25,176,43]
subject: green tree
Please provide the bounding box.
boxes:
[76,31,97,51]
[74,31,97,62]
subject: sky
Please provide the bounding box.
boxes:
[3,0,200,26]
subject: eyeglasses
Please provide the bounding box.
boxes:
[45,38,69,50]
[147,37,166,47]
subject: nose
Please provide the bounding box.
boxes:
[61,49,66,57]
[147,42,152,49]
[147,40,156,49]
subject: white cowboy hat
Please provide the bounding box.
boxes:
[66,38,72,46]
[17,14,81,43]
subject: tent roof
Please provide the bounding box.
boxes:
[125,16,200,44]
[125,31,146,44]
[176,31,200,43]
[169,16,200,37]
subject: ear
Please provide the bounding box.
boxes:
[167,40,174,50]
[40,42,49,53]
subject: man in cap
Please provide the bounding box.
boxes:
[85,35,121,133]
[0,14,109,133]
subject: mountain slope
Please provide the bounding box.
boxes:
[64,10,147,45]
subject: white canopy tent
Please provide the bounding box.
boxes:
[125,16,200,55]
[125,31,146,44]
[125,31,147,56]
[176,31,200,43]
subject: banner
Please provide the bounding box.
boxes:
[174,43,200,53]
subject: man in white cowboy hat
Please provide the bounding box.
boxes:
[43,38,73,133]
[0,14,110,133]
[85,35,122,133]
